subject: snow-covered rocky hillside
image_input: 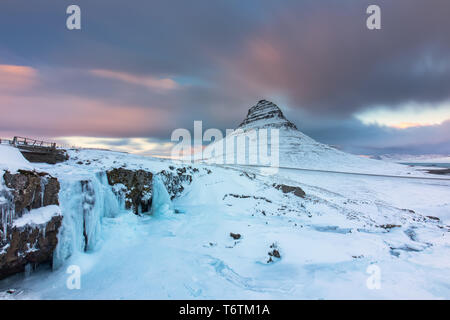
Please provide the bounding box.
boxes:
[1,101,450,299]
[201,100,424,176]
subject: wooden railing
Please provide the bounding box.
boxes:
[0,138,13,145]
[0,137,59,150]
[11,136,57,149]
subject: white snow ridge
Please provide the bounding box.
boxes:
[0,100,450,300]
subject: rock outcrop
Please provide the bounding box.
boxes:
[274,184,306,198]
[3,170,59,217]
[106,168,153,214]
[18,147,68,164]
[0,214,62,280]
[0,170,62,280]
[159,166,196,200]
[106,166,196,214]
[238,100,298,130]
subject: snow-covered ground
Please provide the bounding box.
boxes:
[373,154,450,166]
[13,205,61,228]
[1,148,449,299]
[1,100,449,299]
[0,145,34,172]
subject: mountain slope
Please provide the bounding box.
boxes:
[201,100,418,175]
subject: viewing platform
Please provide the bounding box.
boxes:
[0,136,68,164]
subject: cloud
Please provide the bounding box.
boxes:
[53,136,175,155]
[298,116,450,155]
[0,64,37,92]
[1,1,450,155]
[90,69,178,91]
[355,101,450,129]
[213,0,450,117]
[0,93,172,138]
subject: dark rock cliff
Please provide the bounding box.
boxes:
[0,215,62,280]
[106,168,153,214]
[0,170,62,280]
[159,166,196,200]
[3,170,59,217]
[106,166,197,214]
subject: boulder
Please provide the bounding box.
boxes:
[273,184,305,198]
[230,232,241,240]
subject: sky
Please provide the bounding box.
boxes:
[0,0,449,156]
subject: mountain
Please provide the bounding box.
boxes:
[201,100,412,175]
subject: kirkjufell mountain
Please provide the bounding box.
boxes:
[201,100,407,175]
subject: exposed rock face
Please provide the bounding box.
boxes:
[18,147,68,165]
[0,170,62,280]
[106,166,196,214]
[106,168,153,214]
[80,180,96,250]
[238,100,297,130]
[0,214,62,280]
[274,184,306,198]
[158,167,195,200]
[2,170,59,218]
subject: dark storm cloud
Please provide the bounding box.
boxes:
[0,0,264,75]
[223,0,450,116]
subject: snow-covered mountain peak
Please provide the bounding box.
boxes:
[200,100,420,175]
[238,99,298,130]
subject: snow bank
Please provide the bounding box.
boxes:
[0,145,32,171]
[13,205,61,228]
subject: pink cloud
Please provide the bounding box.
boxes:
[90,69,178,91]
[0,93,172,137]
[0,64,177,138]
[0,64,37,92]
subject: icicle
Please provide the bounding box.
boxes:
[40,176,47,207]
[42,222,46,238]
[24,263,32,278]
[0,189,15,240]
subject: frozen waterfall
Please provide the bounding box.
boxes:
[150,175,174,216]
[53,172,123,268]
